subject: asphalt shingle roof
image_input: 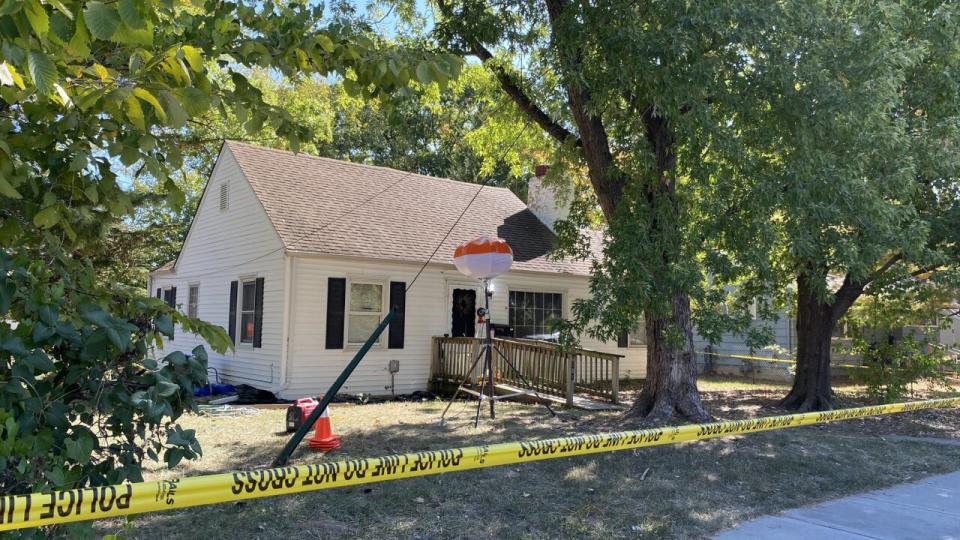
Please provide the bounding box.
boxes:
[225,141,596,276]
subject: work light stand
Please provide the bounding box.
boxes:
[439,279,556,427]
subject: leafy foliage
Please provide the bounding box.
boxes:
[840,283,958,402]
[722,0,960,408]
[849,337,955,403]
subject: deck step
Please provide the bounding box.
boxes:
[493,383,625,411]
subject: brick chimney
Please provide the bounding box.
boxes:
[527,165,571,233]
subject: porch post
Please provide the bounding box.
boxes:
[611,356,620,404]
[565,353,574,407]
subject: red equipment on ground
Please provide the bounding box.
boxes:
[285,397,319,432]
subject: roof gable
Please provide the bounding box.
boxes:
[224,141,595,275]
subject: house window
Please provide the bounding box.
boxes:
[348,282,384,345]
[219,183,229,211]
[187,285,199,318]
[509,291,563,339]
[239,280,256,344]
[162,287,176,309]
[628,319,646,347]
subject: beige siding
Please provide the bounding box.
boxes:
[283,255,646,399]
[151,146,286,387]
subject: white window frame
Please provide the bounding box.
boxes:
[345,279,387,347]
[507,289,566,340]
[187,283,199,318]
[237,278,257,346]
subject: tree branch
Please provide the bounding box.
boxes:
[470,43,580,146]
[434,0,578,147]
[865,253,904,285]
[543,0,622,219]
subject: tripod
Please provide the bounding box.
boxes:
[440,279,556,427]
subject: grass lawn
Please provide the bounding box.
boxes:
[96,376,960,539]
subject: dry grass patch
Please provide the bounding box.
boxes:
[95,378,960,539]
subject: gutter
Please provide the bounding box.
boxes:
[274,252,294,395]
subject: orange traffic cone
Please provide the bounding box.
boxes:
[307,406,341,452]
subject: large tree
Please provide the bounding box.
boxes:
[735,0,960,410]
[411,0,783,421]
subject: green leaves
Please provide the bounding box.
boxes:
[32,205,59,228]
[133,87,166,122]
[23,0,48,38]
[118,0,147,29]
[180,45,204,72]
[27,50,56,96]
[0,176,21,199]
[84,1,120,41]
[67,13,92,57]
[415,62,432,85]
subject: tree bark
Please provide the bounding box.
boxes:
[780,273,837,411]
[627,294,710,421]
[620,107,709,422]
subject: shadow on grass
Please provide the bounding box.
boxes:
[97,399,960,539]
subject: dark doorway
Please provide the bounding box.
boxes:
[451,289,476,337]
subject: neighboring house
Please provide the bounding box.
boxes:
[149,141,647,399]
[692,304,797,381]
[940,303,960,351]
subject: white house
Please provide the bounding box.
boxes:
[149,141,647,399]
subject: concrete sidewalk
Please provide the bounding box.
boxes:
[714,471,960,539]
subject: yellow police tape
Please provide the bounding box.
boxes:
[2,396,958,532]
[699,351,865,369]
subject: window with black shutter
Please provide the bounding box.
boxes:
[228,281,238,344]
[238,280,257,344]
[325,278,346,349]
[161,286,177,340]
[253,277,264,348]
[388,282,406,349]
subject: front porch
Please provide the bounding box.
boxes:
[429,336,624,409]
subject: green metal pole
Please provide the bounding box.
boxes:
[272,309,396,467]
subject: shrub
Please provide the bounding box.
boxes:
[0,251,231,538]
[849,335,955,402]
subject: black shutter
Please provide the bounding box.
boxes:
[253,277,264,348]
[228,281,238,344]
[388,281,406,349]
[325,278,346,349]
[170,287,177,309]
[617,331,628,348]
[156,288,161,299]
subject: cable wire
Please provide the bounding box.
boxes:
[405,123,531,293]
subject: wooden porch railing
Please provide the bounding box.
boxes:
[430,336,622,405]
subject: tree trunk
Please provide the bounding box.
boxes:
[627,294,711,422]
[622,108,709,423]
[780,273,837,411]
[460,0,709,422]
